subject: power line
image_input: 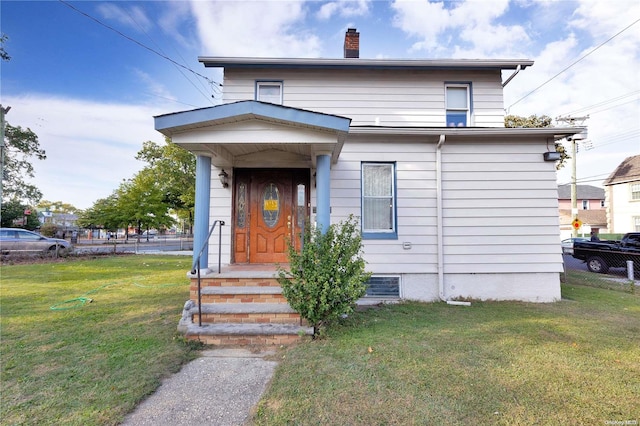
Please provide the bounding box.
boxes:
[558,91,640,117]
[59,0,222,98]
[508,17,640,110]
[123,6,214,104]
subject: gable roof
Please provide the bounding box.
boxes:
[154,100,351,136]
[603,155,640,186]
[557,184,604,200]
[199,57,534,71]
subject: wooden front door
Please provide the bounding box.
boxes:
[233,169,309,264]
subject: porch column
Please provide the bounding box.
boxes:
[316,153,331,234]
[193,155,211,269]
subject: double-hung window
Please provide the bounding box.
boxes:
[445,83,470,127]
[361,162,397,239]
[256,81,283,104]
[631,183,640,201]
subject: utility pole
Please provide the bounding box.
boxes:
[556,115,589,238]
[0,104,10,223]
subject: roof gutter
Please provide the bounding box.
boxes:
[502,64,522,87]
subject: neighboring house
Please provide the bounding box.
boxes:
[557,184,607,238]
[39,211,79,233]
[155,29,584,307]
[603,155,640,233]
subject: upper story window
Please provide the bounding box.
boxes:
[256,81,283,104]
[361,162,397,239]
[631,183,640,201]
[601,200,605,208]
[445,83,470,127]
[582,200,589,210]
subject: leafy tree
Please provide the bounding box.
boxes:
[2,122,46,203]
[37,200,80,215]
[0,199,39,229]
[116,170,175,238]
[136,137,195,232]
[504,114,569,169]
[277,215,371,338]
[77,193,123,233]
[1,33,10,62]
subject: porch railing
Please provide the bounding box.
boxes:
[191,220,225,327]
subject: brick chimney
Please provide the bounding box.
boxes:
[344,28,359,58]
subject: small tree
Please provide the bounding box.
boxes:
[277,215,371,337]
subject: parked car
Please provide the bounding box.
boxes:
[572,233,640,273]
[561,237,589,254]
[0,227,72,255]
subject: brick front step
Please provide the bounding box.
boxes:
[191,286,287,304]
[190,277,281,289]
[191,303,301,325]
[178,300,311,345]
[181,323,313,346]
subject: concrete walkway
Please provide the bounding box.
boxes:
[121,348,278,426]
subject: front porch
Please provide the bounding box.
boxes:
[178,264,314,345]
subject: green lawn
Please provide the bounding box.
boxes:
[253,284,640,425]
[2,256,638,425]
[0,255,198,426]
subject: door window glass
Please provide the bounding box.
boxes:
[237,183,247,228]
[262,183,280,228]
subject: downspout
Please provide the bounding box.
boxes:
[436,134,446,301]
[502,64,521,88]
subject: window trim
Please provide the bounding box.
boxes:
[361,161,398,240]
[445,82,472,127]
[255,80,283,104]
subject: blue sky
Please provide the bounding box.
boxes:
[1,0,639,209]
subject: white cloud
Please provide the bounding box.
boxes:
[97,3,153,32]
[391,0,526,56]
[317,0,371,20]
[4,94,166,209]
[189,0,321,57]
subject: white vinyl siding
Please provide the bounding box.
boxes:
[331,139,437,274]
[223,68,505,127]
[327,137,562,275]
[440,141,562,274]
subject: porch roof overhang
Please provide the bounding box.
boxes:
[154,101,351,168]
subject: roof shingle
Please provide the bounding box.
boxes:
[603,155,640,186]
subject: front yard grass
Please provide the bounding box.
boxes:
[254,282,639,425]
[2,256,638,425]
[1,254,197,425]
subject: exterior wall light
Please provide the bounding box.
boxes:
[543,152,561,161]
[218,169,229,188]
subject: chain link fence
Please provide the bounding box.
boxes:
[562,247,638,293]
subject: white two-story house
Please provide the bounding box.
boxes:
[155,28,583,326]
